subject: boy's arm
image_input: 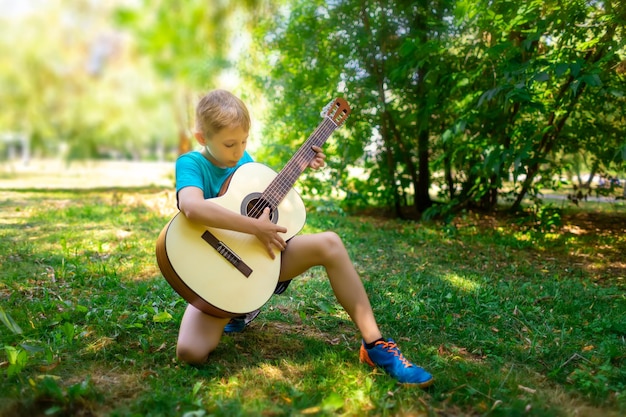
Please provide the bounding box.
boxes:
[178,186,287,259]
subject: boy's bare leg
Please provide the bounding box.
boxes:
[176,304,230,364]
[279,232,383,344]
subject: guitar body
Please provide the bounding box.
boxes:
[156,162,306,318]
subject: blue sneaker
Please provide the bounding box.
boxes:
[359,339,434,387]
[223,309,260,334]
[223,317,246,333]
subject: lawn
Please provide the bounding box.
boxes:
[1,161,625,416]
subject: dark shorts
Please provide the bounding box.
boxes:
[274,279,291,295]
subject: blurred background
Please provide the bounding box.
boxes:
[0,0,259,188]
[1,0,624,214]
[0,0,244,164]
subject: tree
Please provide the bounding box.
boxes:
[244,0,625,217]
[245,0,455,217]
[447,0,625,212]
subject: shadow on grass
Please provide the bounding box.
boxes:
[2,318,383,417]
[2,188,625,416]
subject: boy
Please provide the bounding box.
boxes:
[173,89,433,387]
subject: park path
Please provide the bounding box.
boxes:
[0,159,174,189]
[0,159,623,205]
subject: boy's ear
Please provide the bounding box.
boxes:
[194,131,206,145]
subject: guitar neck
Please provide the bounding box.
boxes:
[263,117,339,208]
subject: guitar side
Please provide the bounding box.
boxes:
[156,162,307,317]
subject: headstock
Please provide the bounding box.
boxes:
[322,97,351,127]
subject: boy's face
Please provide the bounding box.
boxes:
[196,125,248,168]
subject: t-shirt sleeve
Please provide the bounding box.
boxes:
[175,154,204,194]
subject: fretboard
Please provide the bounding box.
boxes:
[262,117,339,208]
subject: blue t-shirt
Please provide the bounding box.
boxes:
[175,150,254,199]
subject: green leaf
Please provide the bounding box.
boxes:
[5,346,29,377]
[582,74,602,87]
[152,311,173,323]
[555,63,569,77]
[0,306,22,335]
[322,392,344,411]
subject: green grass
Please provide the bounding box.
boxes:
[1,187,625,416]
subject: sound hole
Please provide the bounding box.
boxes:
[241,193,279,224]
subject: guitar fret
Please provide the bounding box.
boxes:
[264,118,338,203]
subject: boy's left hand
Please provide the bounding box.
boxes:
[309,146,326,170]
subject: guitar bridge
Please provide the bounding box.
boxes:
[201,231,253,277]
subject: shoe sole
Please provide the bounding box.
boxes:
[402,378,434,389]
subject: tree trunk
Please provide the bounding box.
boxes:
[387,115,426,213]
[412,12,433,212]
[415,128,432,211]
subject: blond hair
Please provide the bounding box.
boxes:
[195,90,251,138]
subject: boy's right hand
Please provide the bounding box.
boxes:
[254,207,287,259]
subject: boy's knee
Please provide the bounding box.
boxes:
[322,231,343,245]
[319,231,345,256]
[176,345,209,365]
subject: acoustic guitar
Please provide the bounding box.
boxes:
[156,98,351,318]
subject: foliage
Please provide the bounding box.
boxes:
[0,0,177,161]
[1,174,625,416]
[244,0,626,216]
[450,0,626,212]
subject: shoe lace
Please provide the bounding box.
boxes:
[376,341,414,368]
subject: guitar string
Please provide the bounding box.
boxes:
[246,120,334,219]
[246,117,340,219]
[261,119,337,207]
[268,103,349,198]
[267,116,345,199]
[270,121,335,192]
[246,102,349,218]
